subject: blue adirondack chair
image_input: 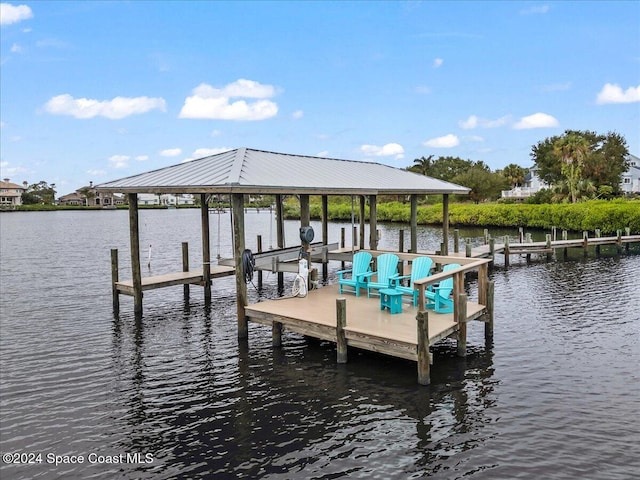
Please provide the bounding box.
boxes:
[389,256,433,306]
[425,263,460,313]
[365,253,399,298]
[337,251,372,296]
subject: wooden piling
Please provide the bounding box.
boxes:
[485,281,495,341]
[336,298,347,363]
[410,194,418,253]
[232,193,248,339]
[182,242,189,300]
[456,293,468,357]
[340,227,346,270]
[595,230,601,255]
[200,194,212,303]
[398,230,405,276]
[617,230,623,254]
[465,238,472,257]
[453,229,460,253]
[127,193,143,315]
[417,309,430,385]
[442,194,450,256]
[504,236,510,267]
[626,228,631,252]
[489,237,495,264]
[111,248,119,312]
[257,235,263,290]
[276,194,285,291]
[582,231,589,257]
[359,196,366,250]
[322,195,329,280]
[546,234,553,261]
[369,195,377,250]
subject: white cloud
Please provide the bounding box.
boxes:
[160,148,182,157]
[459,114,510,129]
[87,169,106,176]
[423,134,460,148]
[292,110,304,119]
[513,112,559,129]
[108,155,130,169]
[135,155,149,161]
[520,5,549,15]
[316,150,329,157]
[433,58,443,68]
[360,143,405,159]
[467,135,485,142]
[10,43,23,53]
[0,3,33,26]
[596,83,640,104]
[178,79,279,120]
[211,129,222,137]
[192,147,232,158]
[44,94,167,119]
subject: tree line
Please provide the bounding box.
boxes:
[408,129,631,204]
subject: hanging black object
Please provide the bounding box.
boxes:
[299,226,314,243]
[241,249,255,283]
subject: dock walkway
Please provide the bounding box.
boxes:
[114,265,235,296]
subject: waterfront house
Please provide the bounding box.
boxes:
[0,179,27,207]
[621,153,640,195]
[59,181,125,207]
[502,154,640,199]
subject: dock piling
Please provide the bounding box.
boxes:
[111,248,119,312]
[336,298,347,363]
[417,310,430,385]
[456,293,468,357]
[182,242,189,301]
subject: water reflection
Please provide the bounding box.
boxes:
[109,302,497,479]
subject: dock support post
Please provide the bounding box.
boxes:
[276,194,285,291]
[369,195,377,250]
[625,228,630,252]
[456,293,468,357]
[232,193,248,339]
[617,230,623,254]
[504,236,510,267]
[200,194,212,304]
[410,194,418,253]
[454,229,460,253]
[485,281,495,342]
[340,227,346,270]
[182,242,189,301]
[398,229,405,276]
[336,298,347,363]
[359,196,366,250]
[127,193,143,316]
[111,248,119,313]
[465,238,472,257]
[322,195,329,281]
[257,235,263,290]
[442,194,450,256]
[519,227,524,243]
[595,230,601,256]
[489,237,495,264]
[484,229,489,245]
[582,231,589,257]
[417,310,430,385]
[272,321,282,347]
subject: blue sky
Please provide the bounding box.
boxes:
[1,1,639,194]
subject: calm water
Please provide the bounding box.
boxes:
[1,209,639,480]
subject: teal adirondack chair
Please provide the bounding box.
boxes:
[425,263,460,313]
[337,251,372,296]
[365,253,399,297]
[389,256,433,306]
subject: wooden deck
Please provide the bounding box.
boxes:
[245,284,486,362]
[115,265,235,296]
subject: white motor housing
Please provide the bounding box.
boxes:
[297,258,308,296]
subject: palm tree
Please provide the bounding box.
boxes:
[553,133,590,203]
[501,164,526,189]
[410,155,434,176]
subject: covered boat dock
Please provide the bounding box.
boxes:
[96,147,493,384]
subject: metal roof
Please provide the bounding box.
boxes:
[95,147,470,196]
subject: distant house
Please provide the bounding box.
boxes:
[0,179,27,207]
[502,154,640,199]
[138,193,195,206]
[501,165,549,200]
[58,181,126,207]
[621,153,640,194]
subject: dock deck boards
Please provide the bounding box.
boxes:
[115,265,235,295]
[245,284,486,361]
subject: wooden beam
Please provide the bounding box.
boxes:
[110,248,119,313]
[200,194,211,303]
[232,193,248,339]
[369,194,377,250]
[182,241,189,301]
[417,310,430,385]
[410,194,418,253]
[127,193,142,315]
[359,195,366,249]
[276,194,285,290]
[322,195,329,280]
[336,298,347,363]
[442,193,450,256]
